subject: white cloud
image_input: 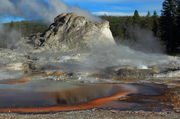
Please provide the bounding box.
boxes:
[63,0,124,3]
[111,6,134,11]
[0,0,101,23]
[93,11,147,16]
[63,0,163,4]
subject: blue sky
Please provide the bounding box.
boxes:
[0,0,164,23]
[63,0,164,16]
[0,15,25,23]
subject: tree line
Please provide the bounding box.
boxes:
[101,10,160,40]
[2,0,180,53]
[160,0,180,53]
[102,0,180,54]
[4,21,48,37]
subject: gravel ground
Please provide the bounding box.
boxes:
[0,110,179,119]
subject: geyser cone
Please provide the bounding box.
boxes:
[31,13,116,52]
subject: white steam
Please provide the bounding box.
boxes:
[0,0,179,71]
[0,0,101,23]
[80,27,179,69]
[0,24,21,49]
[84,45,168,68]
[119,26,164,54]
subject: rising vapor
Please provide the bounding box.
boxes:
[0,24,21,49]
[0,0,100,23]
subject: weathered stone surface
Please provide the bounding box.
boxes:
[31,13,116,52]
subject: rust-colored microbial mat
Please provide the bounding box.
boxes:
[0,77,179,113]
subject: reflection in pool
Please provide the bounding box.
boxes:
[0,77,178,113]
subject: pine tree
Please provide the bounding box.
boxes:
[143,11,152,29]
[9,21,14,28]
[133,10,140,25]
[152,11,159,37]
[177,0,180,25]
[160,0,177,52]
[176,0,180,26]
[146,11,151,17]
[175,0,180,52]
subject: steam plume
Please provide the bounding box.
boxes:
[0,24,21,49]
[119,26,164,54]
[0,0,100,23]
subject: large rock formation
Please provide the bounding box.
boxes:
[31,13,116,52]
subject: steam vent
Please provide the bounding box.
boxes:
[31,13,116,51]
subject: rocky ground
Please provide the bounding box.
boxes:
[0,110,179,119]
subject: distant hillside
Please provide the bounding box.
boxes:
[101,16,160,40]
[4,21,48,37]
